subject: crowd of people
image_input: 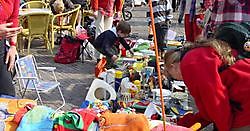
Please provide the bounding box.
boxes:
[0,0,249,130]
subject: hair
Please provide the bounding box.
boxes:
[53,0,65,14]
[164,39,236,67]
[116,21,131,34]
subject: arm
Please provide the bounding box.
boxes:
[180,47,232,131]
[119,37,131,50]
[7,0,20,45]
[5,0,21,71]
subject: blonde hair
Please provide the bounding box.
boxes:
[164,39,236,67]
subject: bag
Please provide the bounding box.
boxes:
[0,98,36,131]
[54,35,81,64]
[95,57,107,77]
[215,22,250,58]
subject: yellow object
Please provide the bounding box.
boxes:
[167,40,182,46]
[190,122,202,131]
[133,62,144,72]
[133,80,141,92]
[20,1,49,9]
[19,12,52,54]
[50,4,81,49]
[115,70,123,78]
[0,98,37,131]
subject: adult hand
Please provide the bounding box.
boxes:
[0,23,22,38]
[5,46,17,71]
[111,55,118,61]
[93,11,98,19]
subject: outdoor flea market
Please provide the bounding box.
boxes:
[0,0,250,130]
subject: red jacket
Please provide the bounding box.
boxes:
[91,0,123,17]
[180,47,250,130]
[0,0,20,28]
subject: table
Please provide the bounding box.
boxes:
[19,8,52,16]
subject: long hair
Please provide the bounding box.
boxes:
[164,39,236,67]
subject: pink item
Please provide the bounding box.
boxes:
[151,124,192,131]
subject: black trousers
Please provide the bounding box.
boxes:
[155,21,169,51]
[0,39,15,96]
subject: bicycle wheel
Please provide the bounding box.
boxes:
[123,11,132,21]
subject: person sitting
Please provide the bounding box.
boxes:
[91,21,133,69]
[50,0,75,14]
[163,22,250,130]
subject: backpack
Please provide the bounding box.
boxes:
[54,35,81,64]
[215,22,250,58]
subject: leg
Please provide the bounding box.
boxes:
[104,16,113,31]
[105,46,119,69]
[184,14,194,42]
[95,11,105,38]
[155,22,168,58]
[0,41,15,96]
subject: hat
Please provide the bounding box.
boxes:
[215,22,250,52]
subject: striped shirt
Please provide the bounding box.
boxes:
[146,0,172,24]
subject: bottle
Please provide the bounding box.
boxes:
[115,70,123,92]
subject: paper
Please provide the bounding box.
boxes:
[166,29,177,40]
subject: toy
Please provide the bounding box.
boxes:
[244,40,250,52]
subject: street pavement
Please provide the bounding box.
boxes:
[15,6,185,111]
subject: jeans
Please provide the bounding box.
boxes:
[0,39,15,96]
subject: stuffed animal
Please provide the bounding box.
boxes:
[53,0,65,14]
[244,40,250,52]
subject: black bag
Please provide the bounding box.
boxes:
[215,22,250,58]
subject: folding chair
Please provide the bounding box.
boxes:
[15,55,65,111]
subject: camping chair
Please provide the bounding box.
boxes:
[15,55,65,111]
[19,12,52,54]
[49,4,81,49]
[20,1,49,9]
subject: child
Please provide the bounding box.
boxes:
[50,0,74,14]
[146,0,172,58]
[92,21,133,69]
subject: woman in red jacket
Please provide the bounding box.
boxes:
[91,0,123,37]
[164,22,250,130]
[0,0,22,96]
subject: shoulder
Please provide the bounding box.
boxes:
[181,47,222,65]
[104,30,117,37]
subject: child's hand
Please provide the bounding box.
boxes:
[112,55,118,61]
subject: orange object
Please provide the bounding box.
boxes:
[190,123,202,131]
[148,0,166,130]
[99,112,150,131]
[0,98,37,131]
[95,57,107,77]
